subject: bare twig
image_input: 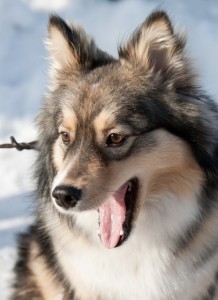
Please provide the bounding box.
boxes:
[0,136,39,151]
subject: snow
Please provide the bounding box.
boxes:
[0,0,218,298]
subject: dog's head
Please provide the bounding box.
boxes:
[37,11,218,248]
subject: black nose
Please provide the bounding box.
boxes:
[52,185,82,209]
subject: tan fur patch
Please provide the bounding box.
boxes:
[61,105,77,133]
[28,241,64,300]
[146,131,203,199]
[93,108,116,135]
[52,106,77,171]
[147,167,202,198]
[93,108,137,146]
[54,154,108,200]
[66,158,103,187]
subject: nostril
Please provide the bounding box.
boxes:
[52,185,82,209]
[52,187,69,209]
[71,186,82,201]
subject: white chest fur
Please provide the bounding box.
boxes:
[53,224,174,300]
[48,198,199,300]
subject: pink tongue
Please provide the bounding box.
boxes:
[99,182,128,249]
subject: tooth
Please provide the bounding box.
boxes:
[120,230,124,236]
[128,182,132,192]
[97,229,100,236]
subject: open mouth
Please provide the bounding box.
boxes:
[98,178,138,249]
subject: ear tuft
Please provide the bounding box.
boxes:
[119,10,186,77]
[144,11,174,35]
[49,15,72,37]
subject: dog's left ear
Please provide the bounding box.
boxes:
[119,11,186,77]
[47,15,112,76]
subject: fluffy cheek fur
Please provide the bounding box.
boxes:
[104,129,204,246]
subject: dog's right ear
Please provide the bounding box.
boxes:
[47,15,112,80]
[47,15,95,72]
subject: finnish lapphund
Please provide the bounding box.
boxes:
[11,11,218,300]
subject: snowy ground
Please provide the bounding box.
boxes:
[0,0,218,298]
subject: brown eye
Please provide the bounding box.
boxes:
[106,133,125,146]
[60,131,70,144]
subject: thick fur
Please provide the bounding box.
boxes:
[11,11,218,300]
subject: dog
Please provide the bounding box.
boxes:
[11,11,218,300]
